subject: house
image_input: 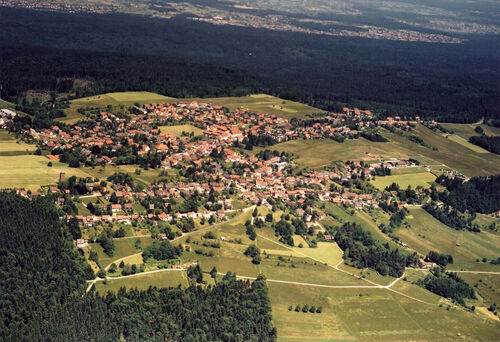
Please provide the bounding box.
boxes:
[111,204,122,212]
[75,239,87,248]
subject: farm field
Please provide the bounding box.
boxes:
[188,94,323,120]
[395,208,500,271]
[370,170,436,190]
[446,134,489,153]
[61,91,175,123]
[268,282,500,341]
[89,236,154,269]
[0,130,37,156]
[383,124,500,177]
[0,155,91,191]
[95,269,189,294]
[159,124,203,137]
[62,92,322,123]
[81,164,174,186]
[262,125,500,176]
[440,123,500,139]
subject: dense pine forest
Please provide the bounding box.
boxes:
[1,7,499,122]
[0,192,276,341]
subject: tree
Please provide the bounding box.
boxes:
[316,306,322,313]
[108,263,117,273]
[252,208,258,218]
[309,305,316,313]
[67,217,81,240]
[210,266,217,279]
[265,213,273,222]
[295,305,301,312]
[244,245,260,258]
[252,254,261,264]
[288,306,293,311]
[187,264,203,283]
[119,261,125,268]
[302,304,309,312]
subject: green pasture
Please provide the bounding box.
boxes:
[395,208,500,271]
[90,236,153,269]
[159,124,203,137]
[95,270,188,294]
[370,171,436,190]
[0,130,36,156]
[440,123,500,139]
[0,155,91,190]
[446,134,489,153]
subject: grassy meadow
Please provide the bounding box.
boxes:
[0,130,37,156]
[61,91,175,123]
[370,169,436,190]
[63,92,322,123]
[0,155,91,191]
[440,123,500,139]
[95,270,189,294]
[189,94,323,120]
[395,208,500,271]
[159,124,203,137]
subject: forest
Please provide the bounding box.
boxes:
[1,7,499,122]
[416,268,476,306]
[0,192,276,341]
[333,222,418,277]
[468,136,500,155]
[435,175,500,214]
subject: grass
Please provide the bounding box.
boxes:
[0,130,37,156]
[82,164,167,186]
[0,99,15,109]
[440,123,500,139]
[62,92,321,123]
[188,94,323,120]
[0,155,91,191]
[383,124,500,177]
[61,91,175,123]
[269,282,500,341]
[395,208,500,271]
[159,124,203,137]
[370,171,436,190]
[446,134,489,153]
[90,237,153,268]
[260,125,500,176]
[95,270,188,294]
[254,138,405,169]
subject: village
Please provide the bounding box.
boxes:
[2,101,438,250]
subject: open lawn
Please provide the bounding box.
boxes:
[269,282,500,341]
[261,125,500,176]
[441,123,500,139]
[0,130,37,156]
[190,94,323,120]
[62,92,321,123]
[395,208,500,271]
[82,164,171,186]
[383,124,500,177]
[446,134,489,153]
[95,270,188,294]
[90,236,153,268]
[159,124,203,137]
[0,155,91,190]
[370,171,436,190]
[0,99,15,109]
[61,91,175,123]
[254,138,407,169]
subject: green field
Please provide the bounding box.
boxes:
[0,130,37,156]
[61,91,176,123]
[395,208,500,271]
[441,123,500,139]
[446,134,489,153]
[189,94,323,120]
[82,164,173,186]
[90,237,153,269]
[0,155,91,190]
[0,99,15,109]
[269,282,500,341]
[370,171,436,190]
[159,124,204,137]
[63,92,322,123]
[260,125,500,176]
[95,270,188,294]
